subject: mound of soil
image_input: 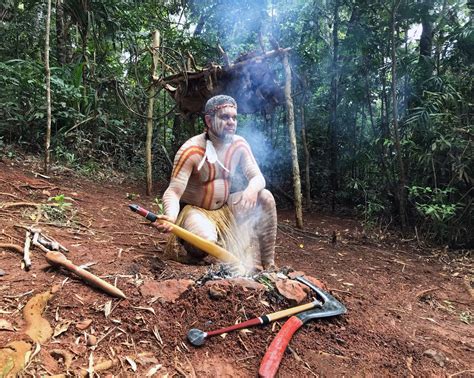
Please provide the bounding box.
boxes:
[0,156,472,377]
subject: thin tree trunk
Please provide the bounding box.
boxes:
[329,0,340,212]
[390,0,407,230]
[55,0,66,65]
[300,103,311,208]
[44,0,52,174]
[146,30,160,196]
[282,52,303,228]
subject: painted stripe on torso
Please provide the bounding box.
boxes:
[172,146,205,178]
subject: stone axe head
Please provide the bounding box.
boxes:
[294,275,347,318]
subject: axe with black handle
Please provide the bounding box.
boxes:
[258,281,347,378]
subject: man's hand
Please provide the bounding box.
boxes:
[233,188,258,211]
[151,214,175,233]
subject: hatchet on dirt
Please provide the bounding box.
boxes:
[187,276,345,347]
[129,204,238,264]
[258,277,347,378]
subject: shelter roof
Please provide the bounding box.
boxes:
[160,48,290,116]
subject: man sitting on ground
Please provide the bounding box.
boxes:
[155,95,277,270]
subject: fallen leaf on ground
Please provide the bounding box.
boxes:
[239,329,253,334]
[131,306,156,315]
[146,364,162,376]
[24,289,54,343]
[104,300,112,318]
[76,319,93,330]
[125,356,137,371]
[0,319,15,331]
[53,320,72,337]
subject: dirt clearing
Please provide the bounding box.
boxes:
[1,156,472,377]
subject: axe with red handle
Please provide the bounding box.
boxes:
[258,279,347,378]
[187,276,324,346]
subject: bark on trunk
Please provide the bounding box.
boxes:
[282,52,303,228]
[300,103,311,208]
[329,0,340,212]
[55,0,66,65]
[146,30,160,196]
[418,0,434,91]
[390,1,407,231]
[44,0,52,174]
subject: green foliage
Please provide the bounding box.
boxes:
[349,178,387,229]
[48,194,73,209]
[409,186,457,222]
[0,0,472,247]
[43,194,75,225]
[153,197,165,215]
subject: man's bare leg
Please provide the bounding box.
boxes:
[180,208,218,262]
[256,189,277,269]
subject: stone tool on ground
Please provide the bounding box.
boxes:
[187,276,336,346]
[258,276,347,378]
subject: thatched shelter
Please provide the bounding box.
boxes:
[159,48,291,117]
[155,46,303,227]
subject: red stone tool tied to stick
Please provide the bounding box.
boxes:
[129,204,239,264]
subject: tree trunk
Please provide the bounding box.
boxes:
[418,0,434,92]
[390,0,407,230]
[300,103,311,209]
[55,0,67,65]
[146,30,160,196]
[329,0,340,212]
[44,0,52,174]
[282,52,303,228]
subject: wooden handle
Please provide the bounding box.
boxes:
[130,204,238,264]
[45,251,126,299]
[160,220,239,264]
[266,301,316,322]
[205,301,316,338]
[206,317,262,337]
[258,316,304,378]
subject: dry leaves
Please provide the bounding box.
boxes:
[0,319,15,331]
[146,364,163,376]
[53,320,72,338]
[104,300,112,318]
[125,356,137,371]
[76,319,93,330]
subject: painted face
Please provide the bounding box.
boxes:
[207,105,237,143]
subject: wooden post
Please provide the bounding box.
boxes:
[44,0,52,174]
[146,30,160,196]
[282,51,303,228]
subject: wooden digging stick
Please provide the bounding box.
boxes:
[129,204,239,264]
[45,251,126,299]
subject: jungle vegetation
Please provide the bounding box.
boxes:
[1,0,472,247]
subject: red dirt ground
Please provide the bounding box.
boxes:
[0,155,473,377]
